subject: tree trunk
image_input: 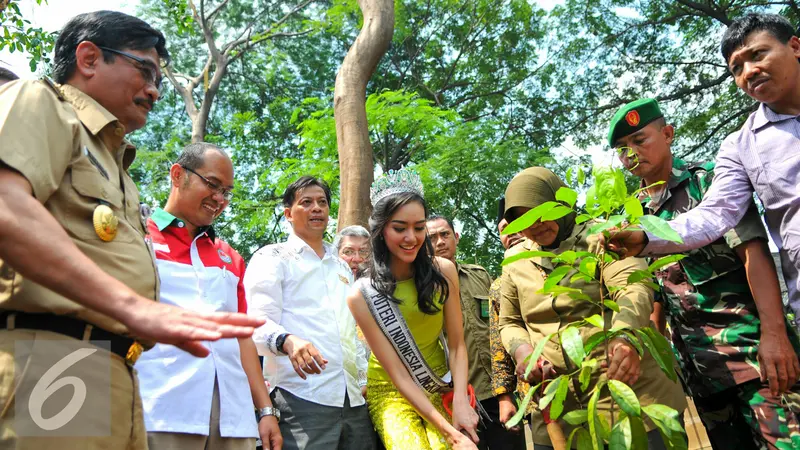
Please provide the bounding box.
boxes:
[333,0,394,230]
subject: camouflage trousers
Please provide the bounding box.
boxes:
[694,379,800,450]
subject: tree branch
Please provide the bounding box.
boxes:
[678,102,756,158]
[674,0,732,25]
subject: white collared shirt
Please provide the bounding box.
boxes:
[244,233,368,408]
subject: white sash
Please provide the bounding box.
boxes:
[357,278,453,394]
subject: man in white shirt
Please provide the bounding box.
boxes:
[245,176,375,450]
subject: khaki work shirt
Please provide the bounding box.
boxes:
[0,79,159,336]
[457,262,494,401]
[499,223,686,445]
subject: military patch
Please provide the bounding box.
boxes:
[218,249,232,264]
[625,110,640,127]
[339,274,350,285]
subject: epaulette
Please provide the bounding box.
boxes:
[685,160,716,174]
[459,263,489,274]
[40,77,65,101]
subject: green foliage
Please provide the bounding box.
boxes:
[502,165,686,449]
[0,0,54,72]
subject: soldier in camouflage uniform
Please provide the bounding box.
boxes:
[610,98,800,450]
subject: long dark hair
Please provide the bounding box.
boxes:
[368,192,449,315]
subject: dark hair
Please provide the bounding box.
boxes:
[52,10,170,83]
[368,192,450,315]
[426,214,455,232]
[721,13,795,63]
[0,67,19,82]
[175,142,228,171]
[283,176,332,207]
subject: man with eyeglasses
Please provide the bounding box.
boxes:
[0,11,262,450]
[136,143,282,450]
[335,225,371,279]
[610,98,800,449]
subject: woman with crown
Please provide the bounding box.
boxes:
[346,168,480,450]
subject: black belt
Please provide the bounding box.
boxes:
[0,311,134,361]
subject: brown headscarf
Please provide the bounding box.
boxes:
[503,167,576,247]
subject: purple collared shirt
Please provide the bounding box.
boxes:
[644,102,800,320]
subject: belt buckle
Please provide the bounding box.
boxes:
[126,341,143,366]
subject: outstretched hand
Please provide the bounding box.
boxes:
[123,299,265,357]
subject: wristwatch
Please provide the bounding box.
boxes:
[276,333,291,355]
[256,406,281,423]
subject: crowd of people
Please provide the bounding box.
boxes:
[0,7,800,450]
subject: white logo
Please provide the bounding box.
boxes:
[28,348,97,430]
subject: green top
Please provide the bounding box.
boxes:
[457,262,494,401]
[367,278,448,382]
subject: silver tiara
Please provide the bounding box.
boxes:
[370,168,424,206]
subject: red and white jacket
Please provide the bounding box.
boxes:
[136,208,258,438]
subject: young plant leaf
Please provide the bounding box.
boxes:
[642,404,687,450]
[501,250,557,266]
[556,187,579,208]
[588,385,603,450]
[604,300,620,312]
[563,410,589,426]
[539,376,561,410]
[576,428,593,450]
[550,375,570,419]
[609,416,632,450]
[544,265,573,291]
[580,364,593,391]
[571,273,593,284]
[524,332,555,379]
[503,201,559,235]
[566,167,574,186]
[624,196,644,221]
[576,214,593,224]
[648,254,686,273]
[587,215,625,235]
[543,205,575,221]
[639,215,684,243]
[629,415,649,450]
[561,326,586,367]
[626,269,652,285]
[555,250,578,265]
[635,328,678,382]
[585,314,604,328]
[579,256,598,279]
[504,383,535,430]
[578,167,586,184]
[608,380,641,417]
[584,331,607,354]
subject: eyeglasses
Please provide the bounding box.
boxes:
[181,165,234,201]
[98,46,165,94]
[341,248,371,259]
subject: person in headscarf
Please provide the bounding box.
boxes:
[498,167,687,450]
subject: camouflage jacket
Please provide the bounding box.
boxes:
[641,157,784,397]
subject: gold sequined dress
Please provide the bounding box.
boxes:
[366,278,452,450]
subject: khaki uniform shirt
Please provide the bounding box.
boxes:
[499,223,686,445]
[0,79,159,336]
[457,262,494,401]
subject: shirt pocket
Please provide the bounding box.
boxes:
[473,294,490,323]
[65,164,134,243]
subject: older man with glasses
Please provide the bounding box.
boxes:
[335,225,371,279]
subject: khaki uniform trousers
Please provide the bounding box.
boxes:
[0,328,147,450]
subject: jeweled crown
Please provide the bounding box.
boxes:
[370,168,424,206]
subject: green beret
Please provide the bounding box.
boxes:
[607,98,663,147]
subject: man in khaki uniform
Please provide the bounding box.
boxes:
[427,214,526,450]
[0,11,262,450]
